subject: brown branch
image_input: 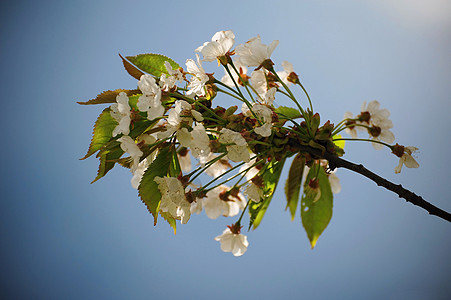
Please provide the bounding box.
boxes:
[298,146,451,223]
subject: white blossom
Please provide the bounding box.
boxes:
[263,87,277,105]
[189,124,211,159]
[395,146,419,174]
[131,158,150,189]
[361,100,395,149]
[130,134,158,189]
[343,111,358,138]
[158,100,203,144]
[219,128,247,146]
[239,157,260,180]
[110,92,131,137]
[186,54,209,97]
[137,74,164,120]
[117,135,143,170]
[252,104,273,137]
[196,30,235,62]
[276,61,294,86]
[235,35,279,67]
[202,153,231,177]
[244,183,264,203]
[160,61,184,91]
[219,128,250,163]
[190,198,203,215]
[201,185,245,219]
[328,170,341,194]
[214,227,249,256]
[302,161,341,195]
[249,70,276,105]
[154,176,191,224]
[250,69,267,100]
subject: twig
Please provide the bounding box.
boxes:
[298,145,451,222]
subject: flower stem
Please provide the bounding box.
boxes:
[332,137,393,149]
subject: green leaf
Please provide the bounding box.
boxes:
[301,164,333,248]
[119,53,145,80]
[126,53,180,77]
[160,211,177,235]
[81,108,117,160]
[77,89,141,105]
[168,149,181,177]
[275,106,302,120]
[138,147,173,225]
[249,158,286,230]
[285,154,305,221]
[333,134,345,150]
[91,143,124,183]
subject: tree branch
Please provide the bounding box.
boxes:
[298,146,451,223]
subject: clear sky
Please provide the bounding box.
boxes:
[1,0,450,299]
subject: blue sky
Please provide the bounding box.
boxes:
[1,0,450,299]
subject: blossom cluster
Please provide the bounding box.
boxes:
[82,30,420,256]
[343,100,419,173]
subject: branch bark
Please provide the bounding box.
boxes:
[298,146,451,223]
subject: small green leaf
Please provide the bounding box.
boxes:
[285,154,305,221]
[77,89,140,105]
[249,158,286,230]
[126,53,180,77]
[91,143,124,183]
[301,164,333,248]
[275,106,302,120]
[168,149,181,177]
[138,147,172,224]
[333,134,345,150]
[119,53,145,80]
[81,108,117,160]
[160,211,177,235]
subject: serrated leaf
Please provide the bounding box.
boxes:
[275,106,302,120]
[126,53,180,77]
[119,53,144,80]
[301,164,333,248]
[81,108,117,160]
[285,154,305,221]
[138,147,172,224]
[160,211,177,235]
[91,143,124,183]
[77,89,141,105]
[249,158,286,230]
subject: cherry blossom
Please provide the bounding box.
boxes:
[110,92,132,137]
[137,74,164,120]
[200,185,245,219]
[219,128,250,163]
[235,35,279,67]
[196,30,235,62]
[244,183,264,203]
[214,226,249,256]
[276,61,294,86]
[186,54,209,97]
[160,61,183,91]
[158,100,203,145]
[117,135,143,170]
[361,100,395,149]
[201,153,231,177]
[393,145,419,174]
[251,104,273,137]
[154,176,191,224]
